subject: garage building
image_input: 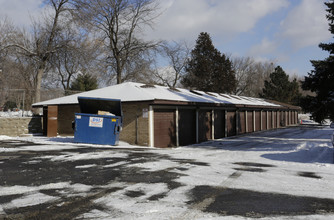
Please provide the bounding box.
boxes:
[32,82,300,148]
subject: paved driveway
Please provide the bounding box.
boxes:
[1,125,334,219]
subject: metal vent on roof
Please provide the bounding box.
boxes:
[230,95,242,100]
[190,90,202,96]
[140,84,156,88]
[240,96,253,101]
[205,92,216,97]
[218,93,231,99]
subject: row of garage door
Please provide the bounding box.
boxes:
[152,107,298,148]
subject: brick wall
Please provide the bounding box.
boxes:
[0,117,43,136]
[120,102,149,146]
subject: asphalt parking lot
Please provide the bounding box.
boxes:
[1,126,334,219]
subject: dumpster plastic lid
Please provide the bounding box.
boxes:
[78,96,122,117]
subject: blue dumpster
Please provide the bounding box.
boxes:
[74,97,122,145]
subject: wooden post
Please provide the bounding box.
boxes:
[211,109,215,140]
[149,105,154,147]
[245,110,248,133]
[176,107,179,147]
[196,109,199,143]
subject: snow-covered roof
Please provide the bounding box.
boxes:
[32,82,281,108]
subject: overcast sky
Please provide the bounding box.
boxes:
[0,0,332,77]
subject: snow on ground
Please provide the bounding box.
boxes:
[0,110,33,118]
[0,182,93,197]
[2,192,57,209]
[0,125,334,219]
[0,144,80,152]
[0,135,13,141]
[167,126,334,199]
[128,159,181,172]
[298,113,331,125]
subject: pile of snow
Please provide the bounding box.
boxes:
[0,110,33,118]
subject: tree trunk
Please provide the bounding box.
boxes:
[117,73,122,84]
[32,67,44,114]
[116,61,122,84]
[35,68,44,103]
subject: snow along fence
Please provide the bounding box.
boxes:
[0,116,43,137]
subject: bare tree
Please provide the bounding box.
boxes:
[0,18,25,108]
[152,41,190,88]
[0,17,15,86]
[232,56,256,95]
[9,56,38,109]
[122,50,155,83]
[0,17,14,59]
[3,0,70,105]
[0,51,37,110]
[252,60,275,97]
[71,0,160,84]
[50,27,103,93]
[232,56,275,97]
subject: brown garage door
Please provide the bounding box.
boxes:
[273,111,277,128]
[262,111,267,130]
[238,111,246,134]
[47,105,58,137]
[154,109,176,148]
[179,109,196,146]
[198,110,212,142]
[268,111,272,129]
[277,111,280,128]
[227,111,236,137]
[247,111,254,133]
[255,111,261,131]
[280,111,286,127]
[214,110,225,139]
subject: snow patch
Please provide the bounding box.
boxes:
[0,182,92,197]
[103,161,129,168]
[2,192,57,209]
[128,159,180,171]
[78,209,111,219]
[47,151,128,162]
[0,110,33,118]
[0,144,80,152]
[0,182,71,196]
[75,164,97,169]
[0,135,12,140]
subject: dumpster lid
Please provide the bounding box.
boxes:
[78,96,122,117]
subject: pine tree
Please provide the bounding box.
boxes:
[301,1,334,123]
[70,73,98,92]
[260,66,301,105]
[182,32,236,93]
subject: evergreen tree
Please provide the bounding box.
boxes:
[260,66,301,105]
[70,73,98,92]
[301,1,334,123]
[182,32,236,93]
